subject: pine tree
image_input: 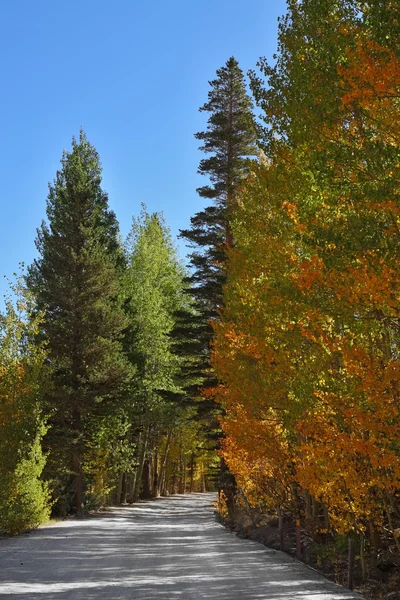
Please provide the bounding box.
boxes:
[181,56,258,307]
[176,57,258,500]
[177,57,257,401]
[27,131,132,514]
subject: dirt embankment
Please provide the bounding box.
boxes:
[220,508,400,600]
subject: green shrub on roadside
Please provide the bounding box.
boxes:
[0,435,50,535]
[0,280,51,535]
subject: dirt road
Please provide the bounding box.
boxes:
[0,493,364,599]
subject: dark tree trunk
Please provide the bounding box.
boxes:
[141,459,152,499]
[72,452,84,515]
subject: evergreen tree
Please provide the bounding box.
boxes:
[177,57,257,409]
[27,131,132,514]
[176,57,258,502]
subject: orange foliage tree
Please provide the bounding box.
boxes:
[212,0,400,542]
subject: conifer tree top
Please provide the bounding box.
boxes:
[194,56,258,207]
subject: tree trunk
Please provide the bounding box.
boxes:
[347,538,355,590]
[178,449,185,494]
[71,406,84,515]
[189,453,195,493]
[360,535,366,581]
[383,493,400,552]
[72,452,84,515]
[115,472,124,505]
[141,459,152,499]
[370,520,382,550]
[278,508,284,551]
[238,487,255,526]
[296,517,301,560]
[305,490,312,520]
[133,426,149,502]
[127,474,135,503]
[201,463,206,492]
[312,496,318,520]
[157,430,172,496]
[162,461,171,496]
[386,491,400,519]
[153,449,159,497]
[323,505,330,531]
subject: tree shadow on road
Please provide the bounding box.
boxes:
[0,493,363,600]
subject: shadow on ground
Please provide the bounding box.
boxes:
[0,493,364,600]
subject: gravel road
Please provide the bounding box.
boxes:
[0,492,364,599]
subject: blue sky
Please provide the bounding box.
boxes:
[0,0,287,302]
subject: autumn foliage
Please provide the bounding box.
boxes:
[0,284,50,534]
[212,0,400,546]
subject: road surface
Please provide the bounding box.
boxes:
[0,493,364,599]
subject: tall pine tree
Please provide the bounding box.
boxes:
[177,58,257,394]
[28,131,132,514]
[176,57,258,496]
[182,56,258,305]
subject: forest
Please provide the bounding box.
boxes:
[1,0,399,594]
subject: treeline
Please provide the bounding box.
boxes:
[212,0,400,574]
[0,47,258,533]
[0,133,218,533]
[0,46,259,532]
[1,44,259,533]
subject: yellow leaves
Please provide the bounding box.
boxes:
[212,13,400,535]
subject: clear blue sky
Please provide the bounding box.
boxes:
[0,0,287,302]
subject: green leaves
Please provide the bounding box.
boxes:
[124,207,186,407]
[27,131,133,513]
[0,277,50,534]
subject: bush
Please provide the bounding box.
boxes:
[0,436,50,535]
